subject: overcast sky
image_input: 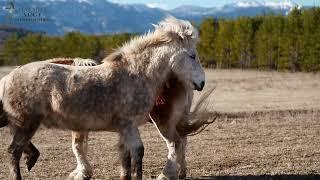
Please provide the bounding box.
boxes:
[109,0,317,10]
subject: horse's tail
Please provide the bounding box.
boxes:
[46,57,99,66]
[176,87,217,137]
[0,75,8,128]
[72,58,99,66]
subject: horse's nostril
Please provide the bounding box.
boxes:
[201,81,205,89]
[193,82,197,89]
[193,81,205,91]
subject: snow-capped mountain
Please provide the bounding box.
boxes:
[0,0,303,35]
[229,0,299,9]
[171,0,301,18]
[264,0,300,9]
[230,0,262,8]
[0,0,169,34]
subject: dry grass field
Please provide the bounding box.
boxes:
[0,67,320,179]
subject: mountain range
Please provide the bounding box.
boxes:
[0,0,304,35]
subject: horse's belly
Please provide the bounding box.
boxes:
[43,114,117,131]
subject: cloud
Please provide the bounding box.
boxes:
[146,3,168,10]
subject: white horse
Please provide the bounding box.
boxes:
[51,58,213,180]
[0,61,213,180]
[0,17,205,180]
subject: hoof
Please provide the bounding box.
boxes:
[156,173,177,180]
[178,171,186,179]
[26,149,40,171]
[179,174,186,180]
[156,173,168,180]
[120,175,131,180]
[68,169,92,180]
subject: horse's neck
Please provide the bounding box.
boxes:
[144,47,174,96]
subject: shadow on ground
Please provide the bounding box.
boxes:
[185,175,320,180]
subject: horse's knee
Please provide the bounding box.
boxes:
[136,145,144,158]
[8,142,24,158]
[130,144,144,179]
[119,124,143,179]
[131,145,144,161]
[118,142,131,176]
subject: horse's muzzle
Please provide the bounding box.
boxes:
[193,81,205,91]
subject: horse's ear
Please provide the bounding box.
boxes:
[178,33,185,42]
[152,24,158,29]
[168,31,185,43]
[177,30,194,43]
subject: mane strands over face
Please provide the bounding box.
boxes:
[102,17,199,63]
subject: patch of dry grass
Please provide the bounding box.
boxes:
[0,110,319,179]
[194,69,320,112]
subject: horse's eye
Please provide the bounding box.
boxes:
[189,54,196,59]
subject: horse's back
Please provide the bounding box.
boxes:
[2,61,153,130]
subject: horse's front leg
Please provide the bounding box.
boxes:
[161,131,181,180]
[119,122,144,180]
[150,118,181,180]
[177,136,187,179]
[118,138,131,180]
[68,131,92,180]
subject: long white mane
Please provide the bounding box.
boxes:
[154,16,198,41]
[106,17,199,60]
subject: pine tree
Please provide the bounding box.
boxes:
[301,8,320,71]
[255,15,284,70]
[197,18,217,67]
[215,19,234,68]
[278,8,303,71]
[232,17,254,69]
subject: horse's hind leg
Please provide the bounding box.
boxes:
[119,123,144,180]
[8,122,40,180]
[118,139,131,180]
[23,142,40,171]
[68,131,92,180]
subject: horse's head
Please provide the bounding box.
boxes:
[155,17,205,91]
[169,47,205,91]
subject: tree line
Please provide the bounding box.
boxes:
[198,7,320,72]
[1,7,320,72]
[1,32,133,65]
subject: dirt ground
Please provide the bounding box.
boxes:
[0,67,319,179]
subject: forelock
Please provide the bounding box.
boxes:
[154,16,199,44]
